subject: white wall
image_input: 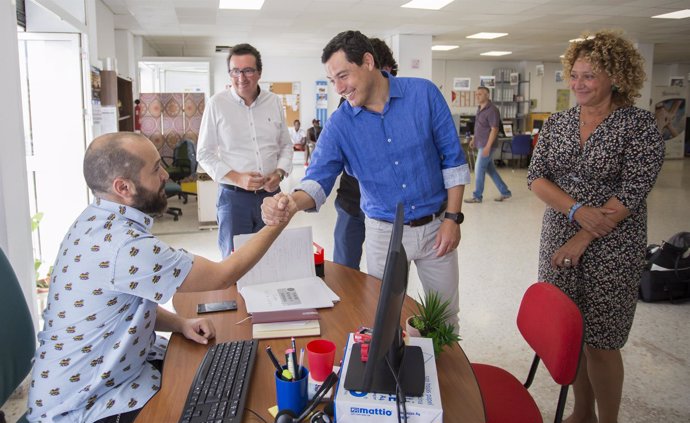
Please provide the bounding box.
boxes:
[25,0,85,33]
[95,0,115,68]
[1,0,39,327]
[115,29,135,79]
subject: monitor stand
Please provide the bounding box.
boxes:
[343,343,425,397]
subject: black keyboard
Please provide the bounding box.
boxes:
[179,339,258,423]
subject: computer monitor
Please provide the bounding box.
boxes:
[343,203,425,396]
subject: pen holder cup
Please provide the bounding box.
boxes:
[275,366,309,415]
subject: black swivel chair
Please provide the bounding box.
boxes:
[0,248,35,423]
[161,139,198,204]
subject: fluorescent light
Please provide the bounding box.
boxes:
[401,0,455,11]
[219,0,264,10]
[432,45,459,51]
[569,36,595,42]
[480,51,512,56]
[466,32,508,40]
[652,9,690,19]
[559,55,565,58]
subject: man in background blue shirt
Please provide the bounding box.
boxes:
[262,30,470,328]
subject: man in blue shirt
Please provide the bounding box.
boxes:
[262,30,470,328]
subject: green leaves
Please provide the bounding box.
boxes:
[409,290,461,356]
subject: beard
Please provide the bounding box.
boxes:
[132,181,168,215]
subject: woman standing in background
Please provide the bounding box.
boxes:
[527,30,665,423]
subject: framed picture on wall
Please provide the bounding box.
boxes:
[509,72,519,85]
[479,75,495,88]
[555,70,564,83]
[453,77,471,91]
[669,76,684,87]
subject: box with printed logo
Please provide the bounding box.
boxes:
[334,334,442,422]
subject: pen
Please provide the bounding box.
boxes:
[266,346,283,374]
[298,347,304,379]
[286,349,297,381]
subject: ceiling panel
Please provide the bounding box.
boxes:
[101,0,690,64]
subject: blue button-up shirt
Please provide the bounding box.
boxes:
[298,73,469,222]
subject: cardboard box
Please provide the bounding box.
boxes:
[334,334,442,422]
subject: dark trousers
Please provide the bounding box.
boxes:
[333,201,366,271]
[217,185,278,258]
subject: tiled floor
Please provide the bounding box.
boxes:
[3,158,689,422]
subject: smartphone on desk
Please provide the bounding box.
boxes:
[197,300,237,314]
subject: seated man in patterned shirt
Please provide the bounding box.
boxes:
[26,132,291,423]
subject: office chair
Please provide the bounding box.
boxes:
[0,248,36,423]
[162,139,197,204]
[500,134,532,168]
[164,181,183,221]
[471,282,584,423]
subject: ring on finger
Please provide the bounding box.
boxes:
[563,258,572,267]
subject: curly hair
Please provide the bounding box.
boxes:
[561,30,645,107]
[321,30,375,66]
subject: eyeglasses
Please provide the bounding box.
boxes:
[229,67,258,78]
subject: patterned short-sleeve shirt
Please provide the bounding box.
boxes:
[27,198,193,422]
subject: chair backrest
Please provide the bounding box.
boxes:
[172,139,198,176]
[0,248,36,405]
[517,282,583,385]
[511,134,533,155]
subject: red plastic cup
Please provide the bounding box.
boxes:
[306,339,336,382]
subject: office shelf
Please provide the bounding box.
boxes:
[492,68,530,134]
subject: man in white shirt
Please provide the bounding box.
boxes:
[197,44,293,258]
[289,119,307,149]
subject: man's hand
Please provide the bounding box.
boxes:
[235,171,266,191]
[481,147,491,158]
[263,171,282,193]
[469,138,475,149]
[261,193,296,226]
[179,317,216,345]
[433,219,461,257]
[573,206,616,238]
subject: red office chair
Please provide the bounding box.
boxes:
[471,282,584,423]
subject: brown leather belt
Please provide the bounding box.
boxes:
[381,202,446,227]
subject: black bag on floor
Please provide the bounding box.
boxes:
[639,232,690,303]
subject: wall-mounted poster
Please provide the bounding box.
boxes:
[556,89,570,111]
[536,64,544,77]
[652,85,687,158]
[479,75,495,89]
[670,77,684,87]
[555,70,564,83]
[509,72,519,85]
[453,77,470,91]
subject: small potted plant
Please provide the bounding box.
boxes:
[406,290,461,356]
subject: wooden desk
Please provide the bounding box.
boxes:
[135,261,485,422]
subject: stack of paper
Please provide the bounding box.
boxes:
[251,308,321,339]
[234,227,340,313]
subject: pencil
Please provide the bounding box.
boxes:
[298,347,304,379]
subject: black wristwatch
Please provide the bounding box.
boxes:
[444,211,464,224]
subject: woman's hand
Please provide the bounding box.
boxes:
[573,206,616,238]
[551,230,595,269]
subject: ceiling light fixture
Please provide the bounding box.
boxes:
[480,51,511,56]
[219,0,264,10]
[466,32,508,39]
[401,0,455,11]
[569,36,595,42]
[652,9,690,19]
[432,45,459,51]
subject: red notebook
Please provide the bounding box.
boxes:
[251,308,320,324]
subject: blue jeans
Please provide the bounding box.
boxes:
[216,186,277,258]
[333,200,366,270]
[472,147,511,200]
